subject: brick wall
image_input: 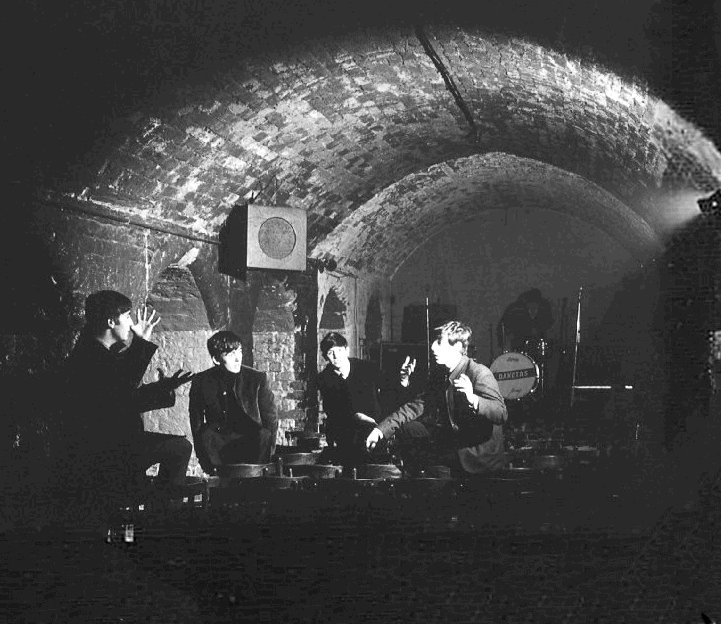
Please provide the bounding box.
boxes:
[253,331,303,445]
[1,199,323,479]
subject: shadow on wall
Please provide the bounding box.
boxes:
[0,230,80,484]
[657,213,721,448]
[365,293,383,364]
[590,211,721,446]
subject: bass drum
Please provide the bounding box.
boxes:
[490,351,539,400]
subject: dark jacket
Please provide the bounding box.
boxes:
[378,355,508,473]
[318,358,382,445]
[189,365,278,467]
[64,332,175,452]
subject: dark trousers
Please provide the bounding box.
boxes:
[393,420,463,475]
[198,425,274,468]
[139,431,192,486]
[322,422,378,467]
[52,433,191,525]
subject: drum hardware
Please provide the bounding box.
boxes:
[220,463,275,485]
[305,464,343,480]
[420,465,452,479]
[355,464,402,480]
[257,475,310,491]
[394,476,458,499]
[283,463,341,479]
[281,451,319,465]
[501,466,537,477]
[533,454,565,470]
[524,338,549,359]
[520,438,544,449]
[342,477,389,485]
[523,338,550,396]
[563,444,600,467]
[539,439,563,454]
[489,472,536,485]
[325,475,393,500]
[287,430,322,451]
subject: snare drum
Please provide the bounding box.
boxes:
[490,351,539,400]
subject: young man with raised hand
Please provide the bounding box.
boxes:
[366,321,508,475]
[64,290,193,503]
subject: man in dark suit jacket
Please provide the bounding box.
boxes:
[64,290,193,498]
[366,321,508,474]
[189,331,278,473]
[317,332,385,466]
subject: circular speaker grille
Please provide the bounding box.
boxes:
[258,217,296,260]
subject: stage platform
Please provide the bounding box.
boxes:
[2,443,721,622]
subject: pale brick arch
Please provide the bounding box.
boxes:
[313,152,667,276]
[43,27,721,279]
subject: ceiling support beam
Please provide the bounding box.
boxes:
[414,22,479,140]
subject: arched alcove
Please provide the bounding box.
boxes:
[319,288,346,331]
[317,287,347,370]
[143,264,214,477]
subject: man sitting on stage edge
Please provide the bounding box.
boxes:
[317,332,388,466]
[366,321,508,474]
[64,290,194,501]
[190,331,278,474]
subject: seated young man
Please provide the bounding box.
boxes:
[366,321,508,475]
[317,332,386,466]
[190,331,278,474]
[64,290,194,498]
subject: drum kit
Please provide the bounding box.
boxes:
[489,307,605,474]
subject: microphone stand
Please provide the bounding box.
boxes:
[569,286,583,410]
[425,295,431,374]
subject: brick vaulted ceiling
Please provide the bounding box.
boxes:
[14,0,721,276]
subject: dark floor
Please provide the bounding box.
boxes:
[2,445,721,623]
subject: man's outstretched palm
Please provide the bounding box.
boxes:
[131,307,161,340]
[157,368,194,391]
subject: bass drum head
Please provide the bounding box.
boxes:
[490,351,539,400]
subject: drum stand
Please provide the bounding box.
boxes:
[534,346,546,401]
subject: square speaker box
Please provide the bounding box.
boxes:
[247,204,307,271]
[219,204,307,278]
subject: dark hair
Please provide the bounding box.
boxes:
[320,332,347,358]
[519,288,542,304]
[207,331,242,361]
[433,321,472,354]
[84,290,132,335]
